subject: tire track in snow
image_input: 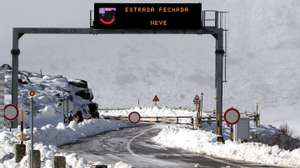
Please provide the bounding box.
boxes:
[126,127,156,159]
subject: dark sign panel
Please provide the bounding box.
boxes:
[93,3,202,30]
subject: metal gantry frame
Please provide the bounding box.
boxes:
[10,11,227,138]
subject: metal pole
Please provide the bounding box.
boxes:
[62,93,66,123]
[256,103,260,127]
[195,103,200,128]
[230,125,233,141]
[200,92,204,127]
[11,29,20,128]
[215,29,225,139]
[0,72,5,128]
[20,111,24,144]
[63,93,68,123]
[30,97,33,168]
[90,10,92,28]
[193,95,200,128]
[65,98,69,123]
[66,98,69,115]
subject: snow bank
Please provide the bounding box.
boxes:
[250,124,300,151]
[35,119,131,146]
[153,125,300,168]
[99,106,197,117]
[113,161,132,168]
[0,119,133,168]
[0,68,133,167]
[100,106,200,124]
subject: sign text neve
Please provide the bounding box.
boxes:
[94,3,202,30]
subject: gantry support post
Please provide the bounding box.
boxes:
[214,29,225,140]
[11,29,21,128]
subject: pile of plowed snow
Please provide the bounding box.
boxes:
[0,65,133,167]
[153,125,300,168]
[0,119,133,168]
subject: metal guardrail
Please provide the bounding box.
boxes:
[101,115,236,126]
[102,113,260,127]
[102,115,194,125]
[98,108,131,111]
[99,107,260,127]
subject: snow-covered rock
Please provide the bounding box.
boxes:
[1,66,99,128]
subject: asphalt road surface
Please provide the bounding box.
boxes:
[60,124,283,168]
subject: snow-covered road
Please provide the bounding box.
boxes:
[60,124,280,168]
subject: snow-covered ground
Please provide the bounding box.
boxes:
[99,106,197,117]
[0,67,134,167]
[99,106,214,124]
[0,119,133,168]
[153,125,300,168]
[101,106,300,167]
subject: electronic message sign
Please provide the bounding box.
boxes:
[93,3,202,30]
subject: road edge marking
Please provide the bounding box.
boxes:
[126,127,156,159]
[202,155,250,168]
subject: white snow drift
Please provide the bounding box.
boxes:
[99,106,197,117]
[153,125,300,168]
[0,119,133,168]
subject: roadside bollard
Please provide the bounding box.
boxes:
[92,165,108,168]
[30,150,41,168]
[53,156,66,168]
[15,144,26,162]
[193,94,201,128]
[217,136,225,144]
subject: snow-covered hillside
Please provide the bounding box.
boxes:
[0,1,299,133]
[1,64,99,127]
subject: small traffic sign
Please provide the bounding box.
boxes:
[4,104,19,120]
[28,90,36,97]
[224,107,240,125]
[128,112,141,124]
[193,94,200,104]
[153,95,160,102]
